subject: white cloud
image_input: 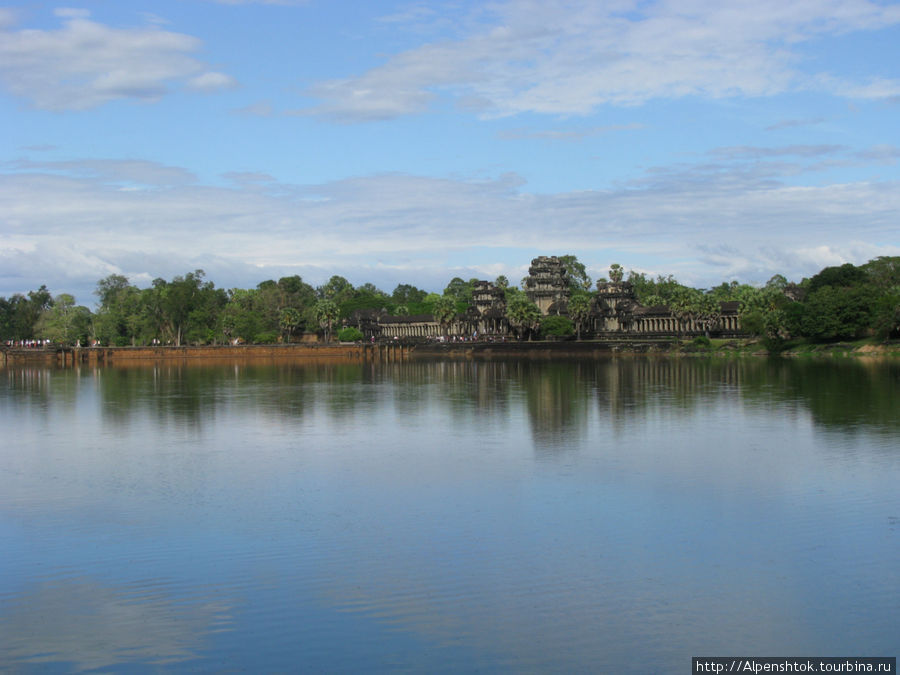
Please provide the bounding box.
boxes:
[818,74,900,100]
[2,153,899,299]
[303,0,900,121]
[8,159,198,187]
[188,71,239,91]
[0,12,237,110]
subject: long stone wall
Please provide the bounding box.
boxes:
[2,343,410,367]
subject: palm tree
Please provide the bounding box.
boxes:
[669,286,701,338]
[568,293,592,340]
[432,296,457,338]
[695,293,722,339]
[279,307,302,342]
[507,297,541,341]
[314,299,339,342]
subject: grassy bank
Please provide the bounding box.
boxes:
[676,336,900,358]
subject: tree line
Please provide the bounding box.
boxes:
[2,256,898,347]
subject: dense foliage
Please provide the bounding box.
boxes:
[337,326,365,342]
[2,255,898,346]
[540,315,574,338]
[626,256,900,346]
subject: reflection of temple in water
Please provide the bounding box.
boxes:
[351,256,743,340]
[520,361,591,451]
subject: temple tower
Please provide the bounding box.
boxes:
[471,280,507,334]
[524,256,569,315]
[594,280,637,332]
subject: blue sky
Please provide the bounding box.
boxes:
[2,0,899,304]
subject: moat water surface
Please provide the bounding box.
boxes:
[2,357,899,672]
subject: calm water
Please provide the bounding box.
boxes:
[2,357,898,672]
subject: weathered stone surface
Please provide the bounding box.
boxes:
[524,256,569,315]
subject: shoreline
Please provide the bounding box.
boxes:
[3,338,898,367]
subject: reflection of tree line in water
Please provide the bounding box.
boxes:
[761,359,900,431]
[94,362,375,426]
[7,359,899,434]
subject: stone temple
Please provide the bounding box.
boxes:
[349,256,742,340]
[523,256,570,315]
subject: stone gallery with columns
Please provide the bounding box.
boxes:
[349,256,743,341]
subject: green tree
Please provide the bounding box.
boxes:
[807,263,867,294]
[392,284,427,305]
[669,286,701,338]
[29,285,53,312]
[34,294,92,345]
[443,277,472,304]
[1,292,45,340]
[432,296,458,338]
[94,274,145,345]
[627,271,684,306]
[559,254,591,291]
[540,315,574,338]
[797,285,874,340]
[872,290,900,339]
[860,257,900,339]
[253,281,284,333]
[315,299,340,342]
[337,326,364,342]
[95,274,131,307]
[765,274,788,292]
[608,263,624,283]
[187,284,227,345]
[736,285,793,347]
[223,288,262,343]
[708,280,742,303]
[694,293,723,339]
[279,307,303,342]
[861,256,900,291]
[278,276,317,312]
[242,276,318,340]
[503,284,525,304]
[340,282,393,316]
[148,270,223,346]
[318,275,354,304]
[357,282,386,297]
[507,296,541,341]
[7,285,54,340]
[568,293,592,340]
[0,296,13,340]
